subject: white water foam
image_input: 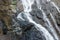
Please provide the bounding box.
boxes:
[17,0,59,40]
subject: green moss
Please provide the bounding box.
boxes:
[11,0,16,10]
[12,1,16,5]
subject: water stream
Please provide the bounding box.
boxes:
[17,0,60,40]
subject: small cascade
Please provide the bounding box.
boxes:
[17,0,60,40]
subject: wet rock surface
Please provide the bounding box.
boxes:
[0,0,60,40]
[16,0,60,40]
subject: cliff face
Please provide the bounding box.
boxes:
[0,0,60,40]
[51,0,60,26]
[16,0,60,40]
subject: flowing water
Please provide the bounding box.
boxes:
[17,0,60,40]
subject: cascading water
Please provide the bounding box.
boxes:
[36,0,59,40]
[17,0,60,40]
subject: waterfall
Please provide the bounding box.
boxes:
[17,0,59,40]
[36,0,59,40]
[21,0,34,12]
[51,1,60,13]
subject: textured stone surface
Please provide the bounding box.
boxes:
[16,0,60,40]
[17,0,24,13]
[0,0,13,40]
[52,0,60,7]
[0,0,60,40]
[11,0,60,40]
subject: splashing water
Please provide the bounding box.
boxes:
[21,0,34,12]
[50,1,60,33]
[17,12,55,40]
[39,8,59,40]
[17,0,59,40]
[36,0,59,40]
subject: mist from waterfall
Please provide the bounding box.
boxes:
[17,0,60,40]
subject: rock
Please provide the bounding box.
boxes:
[0,0,60,40]
[17,0,24,12]
[52,0,60,8]
[16,0,60,40]
[56,13,60,26]
[0,0,12,5]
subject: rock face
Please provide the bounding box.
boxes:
[16,0,60,40]
[51,0,60,27]
[52,0,60,7]
[0,0,60,40]
[17,0,24,13]
[0,0,12,40]
[0,0,12,31]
